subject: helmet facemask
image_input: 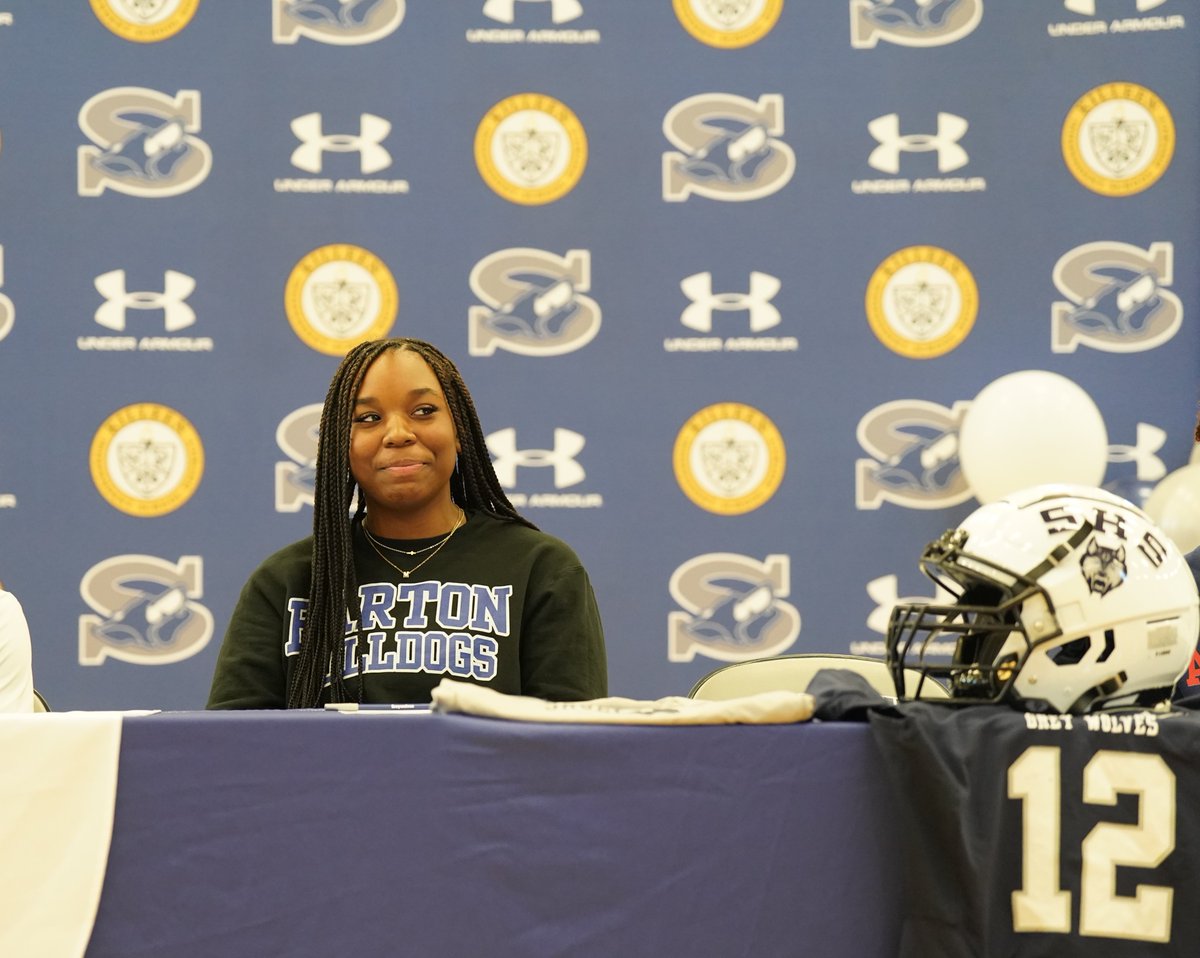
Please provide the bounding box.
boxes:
[889,531,1057,706]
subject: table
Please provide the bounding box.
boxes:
[83,711,901,958]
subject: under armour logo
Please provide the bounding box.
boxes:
[868,113,968,174]
[487,427,586,488]
[1107,422,1167,482]
[1063,0,1166,13]
[680,271,781,332]
[94,270,196,332]
[483,0,583,23]
[290,113,392,174]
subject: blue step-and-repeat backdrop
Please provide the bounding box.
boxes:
[0,1,1196,709]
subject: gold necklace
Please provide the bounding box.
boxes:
[361,510,464,580]
[362,510,464,557]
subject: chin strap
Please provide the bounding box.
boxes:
[1070,671,1130,714]
[1023,520,1095,582]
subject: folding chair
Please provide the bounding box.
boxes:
[689,652,948,701]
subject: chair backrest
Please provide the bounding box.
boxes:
[32,689,50,712]
[688,653,948,701]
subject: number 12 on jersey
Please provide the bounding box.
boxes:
[1008,745,1175,942]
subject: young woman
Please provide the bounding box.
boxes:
[208,338,607,709]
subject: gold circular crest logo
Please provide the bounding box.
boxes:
[1062,82,1174,197]
[89,0,200,42]
[90,403,204,517]
[475,93,588,205]
[285,244,399,355]
[673,403,785,515]
[673,0,783,48]
[865,246,978,359]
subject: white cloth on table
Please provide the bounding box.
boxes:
[0,712,128,958]
[431,678,814,725]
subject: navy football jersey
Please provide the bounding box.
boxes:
[866,701,1200,957]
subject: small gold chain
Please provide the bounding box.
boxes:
[362,516,461,557]
[361,510,464,580]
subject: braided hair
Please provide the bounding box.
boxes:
[286,338,534,708]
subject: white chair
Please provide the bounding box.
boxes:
[689,653,948,701]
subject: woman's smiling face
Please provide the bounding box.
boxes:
[349,348,460,534]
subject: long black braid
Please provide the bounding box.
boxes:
[286,337,535,708]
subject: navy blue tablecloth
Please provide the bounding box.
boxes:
[85,711,900,958]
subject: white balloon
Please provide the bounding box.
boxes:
[1144,462,1200,554]
[959,370,1108,504]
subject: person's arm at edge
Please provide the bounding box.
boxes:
[0,591,34,713]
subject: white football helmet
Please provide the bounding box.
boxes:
[888,483,1200,713]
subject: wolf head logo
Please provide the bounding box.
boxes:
[1080,536,1127,596]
